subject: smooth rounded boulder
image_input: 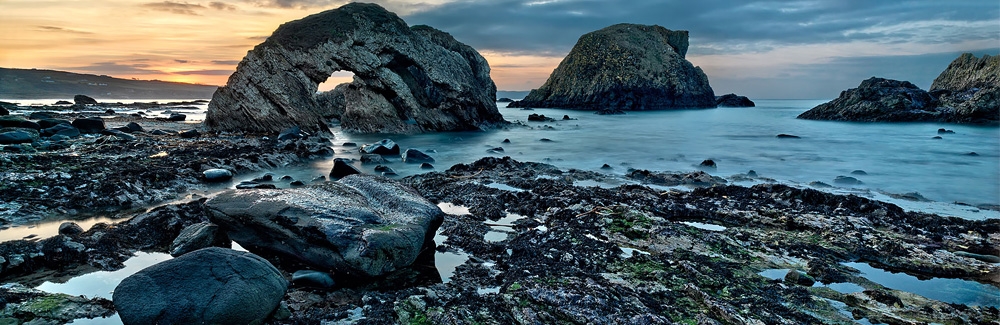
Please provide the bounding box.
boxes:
[360,139,400,155]
[205,174,444,277]
[71,117,105,134]
[113,247,287,325]
[401,148,435,163]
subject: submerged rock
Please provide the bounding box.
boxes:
[204,174,444,277]
[833,175,863,185]
[113,247,287,325]
[401,148,435,163]
[715,93,755,107]
[205,3,505,134]
[360,153,388,165]
[509,23,715,110]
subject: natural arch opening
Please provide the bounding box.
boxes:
[317,70,355,93]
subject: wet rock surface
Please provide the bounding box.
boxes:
[205,3,506,134]
[114,247,287,324]
[715,93,755,107]
[509,24,716,110]
[0,156,996,324]
[204,174,444,277]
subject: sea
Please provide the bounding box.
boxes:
[4,98,999,221]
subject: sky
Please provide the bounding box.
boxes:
[1,0,997,99]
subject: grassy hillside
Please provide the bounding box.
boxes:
[0,68,219,99]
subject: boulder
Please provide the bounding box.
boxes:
[37,118,71,129]
[833,176,863,185]
[360,139,400,155]
[715,93,755,107]
[205,3,506,134]
[0,130,36,144]
[126,122,144,133]
[167,113,186,121]
[29,111,57,120]
[775,134,800,139]
[929,53,999,124]
[73,94,98,105]
[292,270,335,288]
[277,126,303,141]
[699,159,716,168]
[58,222,84,236]
[113,247,287,325]
[178,129,200,138]
[401,148,435,163]
[204,174,444,277]
[374,165,397,176]
[71,117,106,134]
[0,116,40,129]
[360,154,388,165]
[203,169,234,182]
[508,23,715,110]
[236,181,278,189]
[527,113,556,122]
[0,105,7,116]
[54,100,72,105]
[784,270,815,286]
[419,162,434,169]
[330,158,362,179]
[103,129,136,141]
[497,97,514,102]
[487,147,504,154]
[170,222,222,257]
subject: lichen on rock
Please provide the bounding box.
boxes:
[509,23,716,111]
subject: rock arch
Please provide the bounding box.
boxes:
[205,3,506,134]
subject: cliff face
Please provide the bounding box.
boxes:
[509,24,716,111]
[798,53,998,125]
[205,3,506,134]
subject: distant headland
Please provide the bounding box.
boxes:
[0,68,218,99]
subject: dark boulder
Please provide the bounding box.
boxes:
[699,159,716,168]
[277,126,303,141]
[360,154,388,165]
[715,93,755,107]
[851,170,868,175]
[113,247,287,325]
[776,134,800,139]
[833,176,863,185]
[38,118,71,129]
[784,270,816,286]
[527,113,556,122]
[58,222,85,236]
[236,181,278,189]
[203,169,234,182]
[167,113,186,121]
[178,129,200,138]
[204,174,444,277]
[360,139,400,155]
[71,117,106,134]
[420,162,434,169]
[402,148,435,163]
[497,97,514,102]
[29,111,57,120]
[126,122,144,133]
[170,222,223,257]
[509,24,715,110]
[73,94,98,105]
[0,116,40,129]
[374,165,397,176]
[0,130,36,144]
[54,100,72,105]
[487,147,504,154]
[502,139,511,144]
[205,3,506,134]
[601,164,613,170]
[330,158,361,179]
[937,128,955,134]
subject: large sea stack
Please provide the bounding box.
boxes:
[798,53,998,124]
[509,24,716,111]
[205,3,506,134]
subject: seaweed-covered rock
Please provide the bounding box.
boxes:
[113,247,287,325]
[205,3,505,134]
[204,174,444,277]
[509,23,716,110]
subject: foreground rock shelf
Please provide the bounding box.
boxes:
[0,157,996,324]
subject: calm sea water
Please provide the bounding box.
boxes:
[4,98,999,220]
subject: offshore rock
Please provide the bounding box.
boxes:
[205,3,506,134]
[509,24,716,110]
[715,93,755,107]
[73,94,98,105]
[797,77,939,122]
[929,53,999,124]
[799,54,998,124]
[113,248,287,325]
[204,174,444,277]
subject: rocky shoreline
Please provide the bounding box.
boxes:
[0,148,996,323]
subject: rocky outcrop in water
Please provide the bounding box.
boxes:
[715,93,755,107]
[204,174,444,277]
[929,53,999,124]
[508,24,716,111]
[797,77,939,122]
[205,3,506,134]
[798,53,998,124]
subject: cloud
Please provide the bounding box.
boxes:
[208,1,238,10]
[241,0,341,9]
[172,69,234,75]
[36,26,93,35]
[211,60,242,65]
[59,62,166,75]
[403,0,999,56]
[141,1,206,15]
[174,59,190,63]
